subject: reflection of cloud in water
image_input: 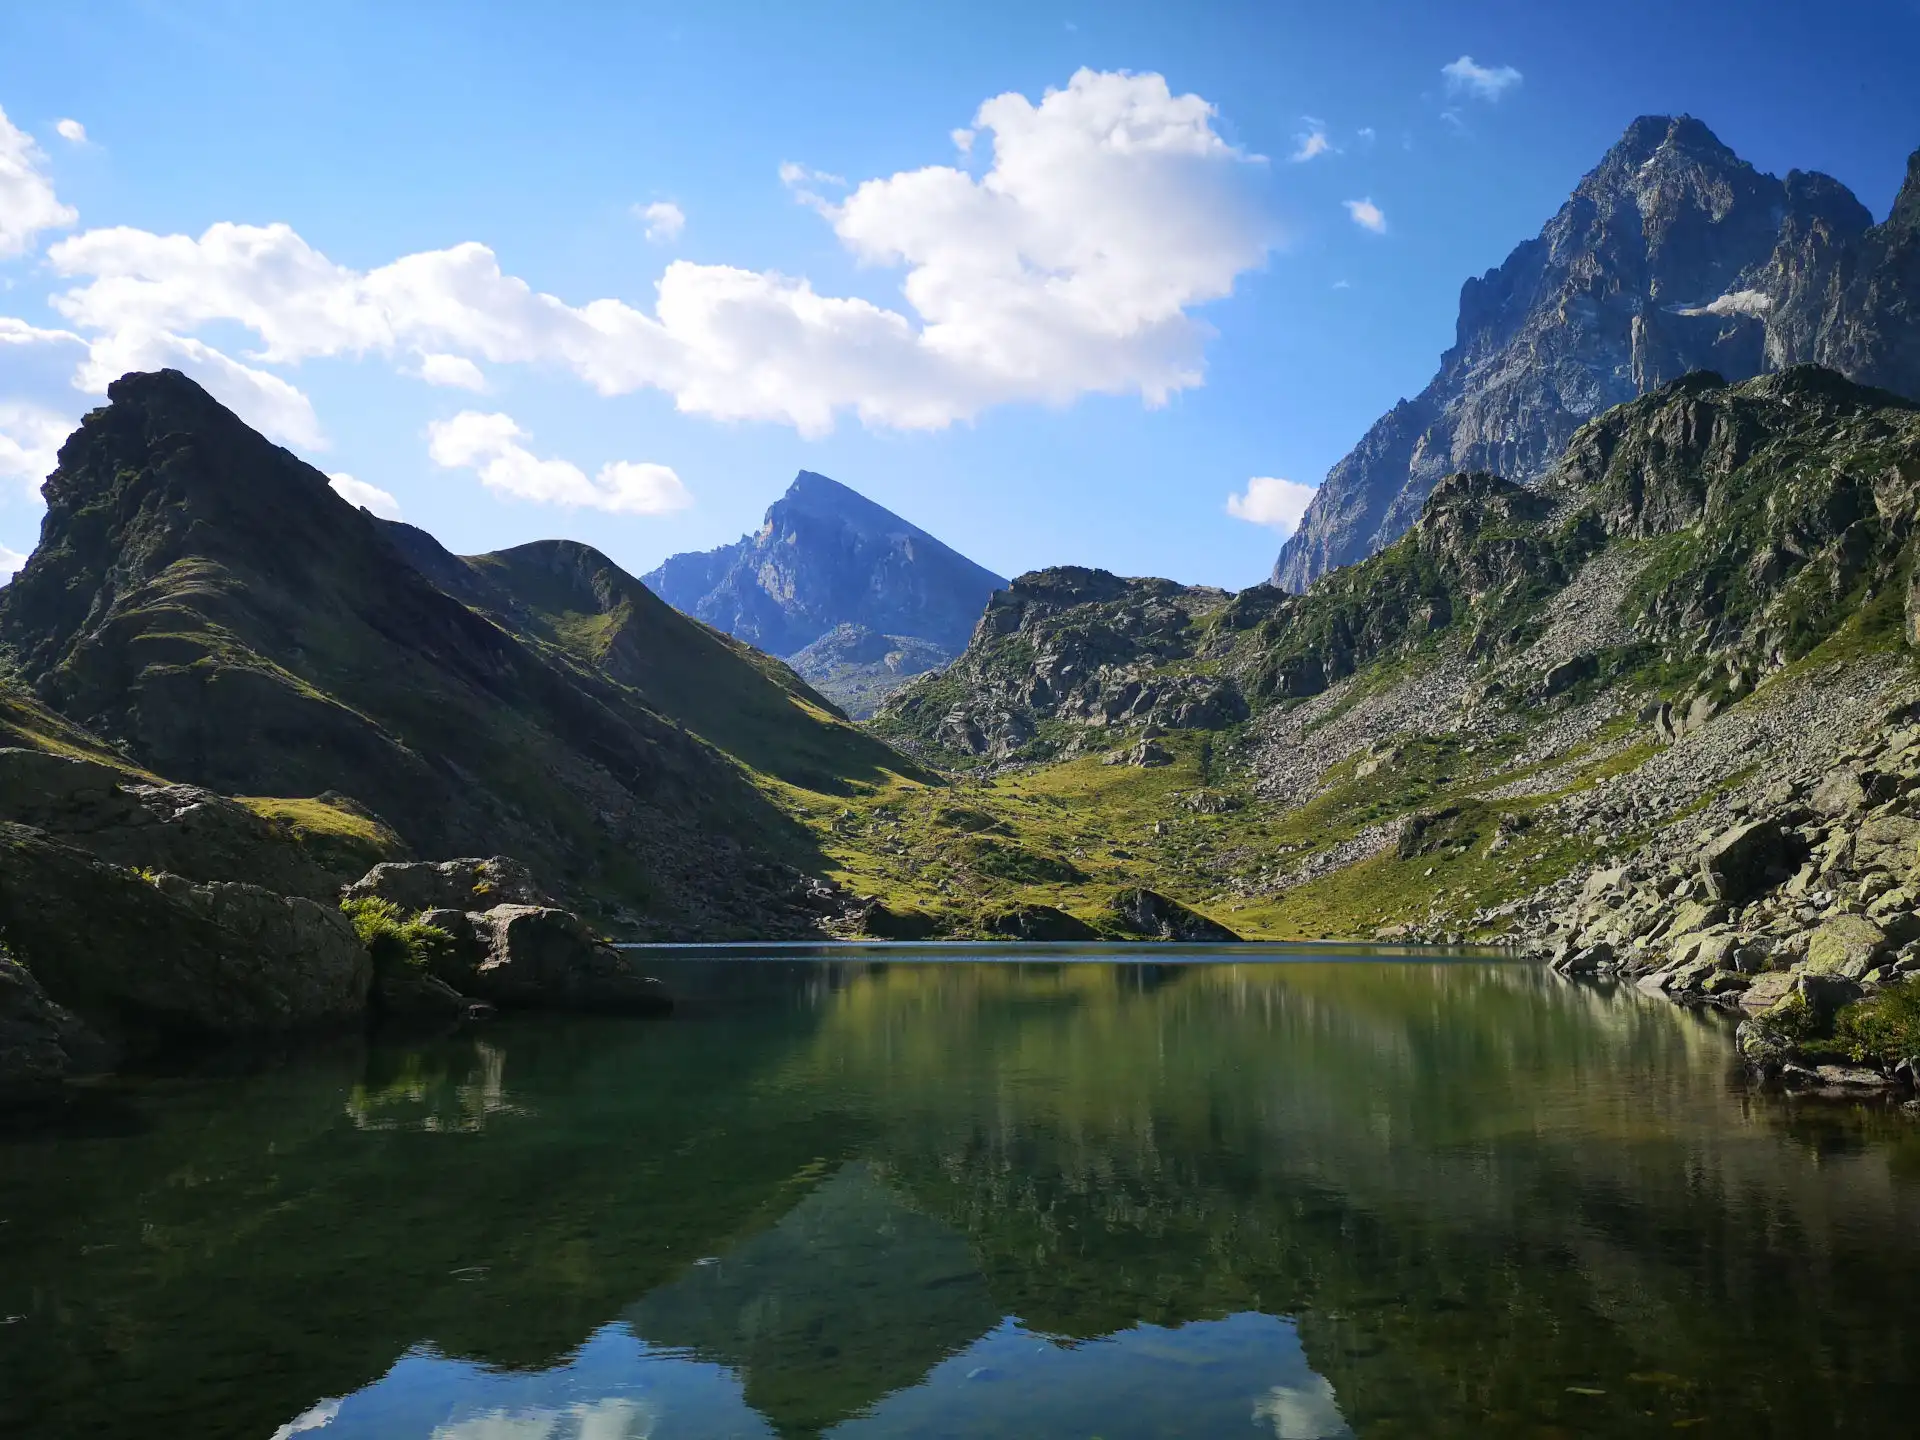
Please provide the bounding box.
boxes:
[1253,1373,1351,1439]
[270,1397,342,1438]
[431,1397,655,1440]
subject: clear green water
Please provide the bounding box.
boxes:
[3,953,1919,1440]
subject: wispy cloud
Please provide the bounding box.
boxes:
[636,200,685,243]
[54,118,87,145]
[1343,197,1386,233]
[1290,128,1333,163]
[1441,55,1522,101]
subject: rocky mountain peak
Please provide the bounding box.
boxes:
[643,471,1006,714]
[1273,118,1918,594]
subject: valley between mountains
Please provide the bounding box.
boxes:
[5,114,1920,1095]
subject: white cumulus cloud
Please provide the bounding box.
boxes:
[54,118,87,145]
[1344,197,1386,233]
[636,200,685,243]
[0,102,76,258]
[0,542,26,582]
[39,68,1273,438]
[416,352,487,390]
[328,472,402,519]
[1442,56,1522,101]
[427,411,692,515]
[1227,475,1317,536]
[0,399,72,493]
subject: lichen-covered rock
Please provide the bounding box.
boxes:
[0,821,370,1043]
[1804,915,1891,980]
[1103,888,1240,942]
[343,857,549,913]
[1739,971,1799,1014]
[1852,815,1920,876]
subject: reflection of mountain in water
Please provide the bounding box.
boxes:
[625,1164,1000,1436]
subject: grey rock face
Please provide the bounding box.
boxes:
[1275,117,1920,591]
[642,471,1007,662]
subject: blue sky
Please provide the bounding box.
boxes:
[2,0,1917,591]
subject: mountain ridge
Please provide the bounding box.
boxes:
[0,370,913,937]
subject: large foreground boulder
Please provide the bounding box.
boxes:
[0,821,370,1044]
[1103,888,1241,942]
[406,901,669,1015]
[1698,820,1808,904]
[469,906,670,1015]
[343,857,550,913]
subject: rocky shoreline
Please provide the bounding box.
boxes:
[1537,709,1920,1103]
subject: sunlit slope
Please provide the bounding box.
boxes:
[821,368,1920,940]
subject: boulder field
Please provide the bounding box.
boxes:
[1541,715,1920,1093]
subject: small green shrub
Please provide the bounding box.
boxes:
[1759,990,1824,1044]
[340,897,454,975]
[1833,981,1920,1064]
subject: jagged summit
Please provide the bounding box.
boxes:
[643,469,1007,715]
[1273,117,1920,592]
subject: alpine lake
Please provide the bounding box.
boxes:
[3,946,1918,1440]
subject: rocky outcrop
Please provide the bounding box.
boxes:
[467,906,671,1015]
[343,856,550,912]
[984,904,1100,941]
[1103,888,1241,942]
[1275,117,1920,591]
[875,568,1243,762]
[0,747,365,899]
[0,822,370,1046]
[642,470,1007,706]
